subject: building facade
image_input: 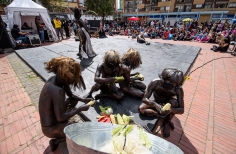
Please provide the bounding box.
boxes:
[122,0,236,24]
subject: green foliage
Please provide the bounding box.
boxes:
[0,0,13,6]
[40,0,63,12]
[85,0,114,23]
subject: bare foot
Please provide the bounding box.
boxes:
[49,139,59,151]
[152,118,164,134]
[163,122,171,138]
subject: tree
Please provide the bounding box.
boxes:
[85,0,114,25]
[0,0,13,7]
[40,0,63,12]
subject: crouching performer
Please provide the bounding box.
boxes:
[139,68,184,138]
[119,48,146,98]
[137,33,150,45]
[84,50,124,100]
[39,57,92,151]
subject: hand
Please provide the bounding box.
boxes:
[83,98,93,103]
[78,104,90,112]
[160,108,172,116]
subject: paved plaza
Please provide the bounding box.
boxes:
[0,36,236,154]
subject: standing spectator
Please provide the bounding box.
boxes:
[62,20,70,38]
[54,17,64,40]
[36,17,46,43]
[71,20,77,36]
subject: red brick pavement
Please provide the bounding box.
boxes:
[0,37,236,154]
[0,54,62,154]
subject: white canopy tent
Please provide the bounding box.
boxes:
[4,0,58,41]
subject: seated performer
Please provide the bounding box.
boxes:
[137,33,150,45]
[139,68,184,138]
[39,57,92,151]
[84,50,124,100]
[119,48,146,98]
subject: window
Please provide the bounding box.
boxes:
[152,0,158,4]
[214,2,228,8]
[160,7,165,10]
[204,3,212,8]
[196,4,202,8]
[229,2,236,8]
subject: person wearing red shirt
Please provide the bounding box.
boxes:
[162,29,169,40]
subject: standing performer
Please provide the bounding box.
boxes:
[72,8,96,59]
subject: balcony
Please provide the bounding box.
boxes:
[125,4,134,8]
[175,0,193,4]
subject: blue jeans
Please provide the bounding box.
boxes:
[16,36,28,44]
[39,31,44,42]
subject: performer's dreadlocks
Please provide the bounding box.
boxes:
[45,57,85,90]
[122,48,142,70]
[103,50,121,69]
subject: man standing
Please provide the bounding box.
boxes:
[54,17,64,40]
[36,17,46,43]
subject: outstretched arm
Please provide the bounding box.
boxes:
[50,87,89,122]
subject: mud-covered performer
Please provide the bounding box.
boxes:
[72,7,96,59]
[139,68,184,138]
[137,33,150,45]
[84,50,124,101]
[119,48,146,98]
[39,57,92,151]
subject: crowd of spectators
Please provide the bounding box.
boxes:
[102,19,236,53]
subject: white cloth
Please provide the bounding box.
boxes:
[4,0,58,42]
[80,27,96,59]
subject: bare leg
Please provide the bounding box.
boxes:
[162,113,175,138]
[122,87,144,98]
[95,84,124,101]
[132,82,146,91]
[83,83,102,98]
[49,138,65,151]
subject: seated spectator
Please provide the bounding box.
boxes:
[21,22,32,30]
[11,24,29,44]
[162,29,169,40]
[108,28,113,36]
[211,37,230,52]
[216,32,223,44]
[184,31,192,41]
[208,31,216,43]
